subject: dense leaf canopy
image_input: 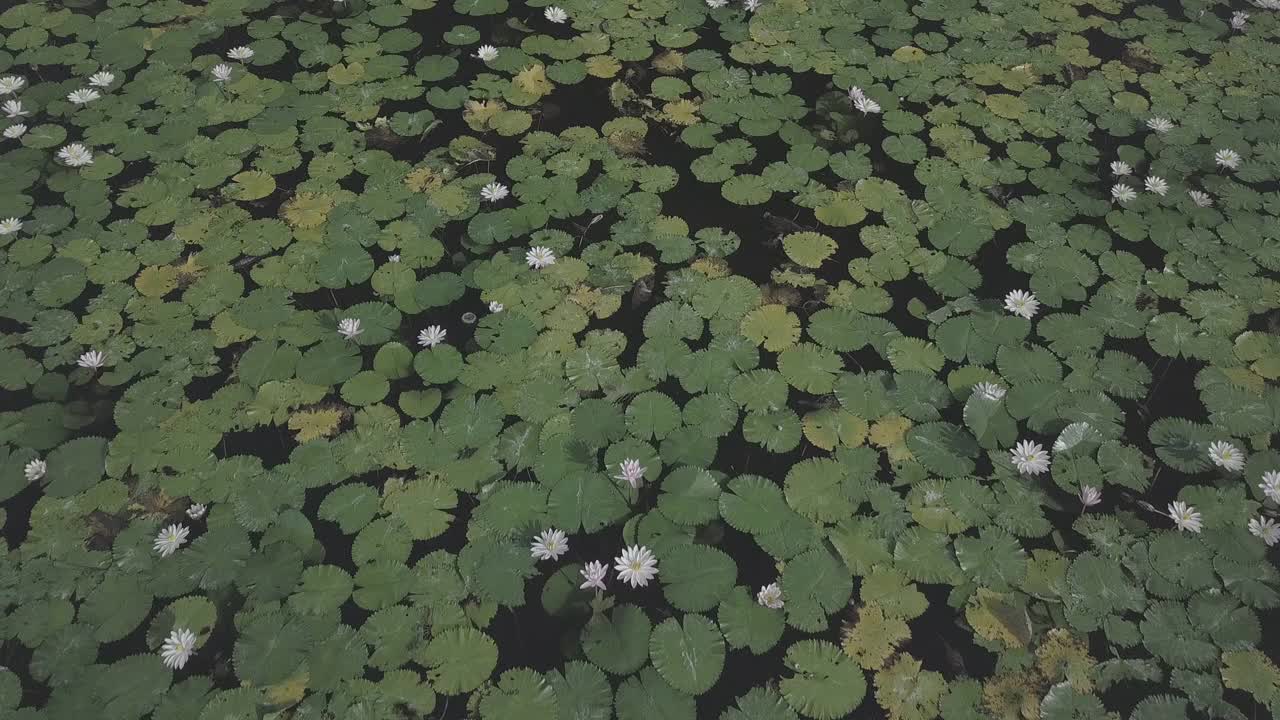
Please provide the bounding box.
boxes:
[2,0,1280,718]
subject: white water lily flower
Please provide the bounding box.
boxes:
[58,143,94,167]
[488,300,504,313]
[1167,501,1202,533]
[1249,516,1279,545]
[1260,470,1280,503]
[530,528,569,561]
[211,64,234,83]
[973,382,1005,402]
[3,123,26,139]
[1010,440,1051,475]
[1078,485,1101,509]
[1109,161,1132,176]
[337,318,363,340]
[186,503,207,519]
[526,245,556,269]
[77,349,106,368]
[1146,117,1174,133]
[0,217,22,235]
[1144,176,1168,196]
[757,582,784,609]
[0,76,25,95]
[853,95,882,115]
[614,545,658,588]
[847,86,881,114]
[480,181,509,202]
[161,628,197,669]
[613,458,646,489]
[1111,183,1137,203]
[417,325,447,348]
[579,560,608,590]
[544,6,568,23]
[24,459,46,482]
[89,71,116,88]
[3,99,28,118]
[1208,440,1245,471]
[227,46,255,61]
[1214,148,1241,170]
[154,523,190,557]
[474,44,499,61]
[67,88,101,105]
[706,0,729,8]
[1230,11,1249,30]
[1187,190,1213,208]
[745,0,762,9]
[1003,289,1039,319]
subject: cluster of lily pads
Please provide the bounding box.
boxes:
[2,0,1280,718]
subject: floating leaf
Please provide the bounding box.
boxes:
[741,305,801,352]
[783,232,837,268]
[425,628,499,694]
[780,640,867,720]
[719,586,785,654]
[478,668,558,720]
[660,545,737,612]
[616,667,696,720]
[649,614,725,695]
[583,605,652,676]
[42,436,107,497]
